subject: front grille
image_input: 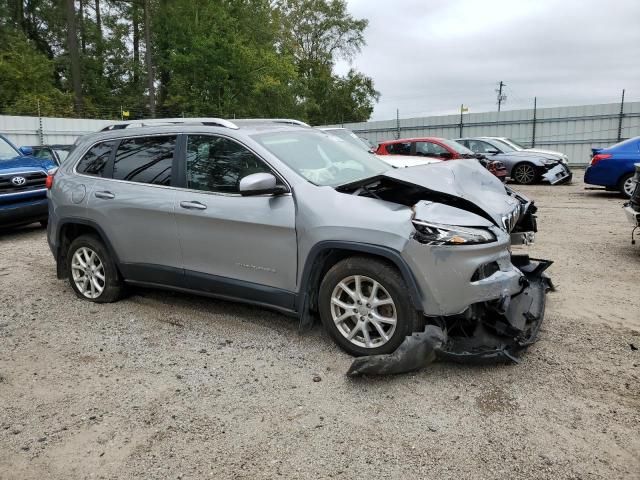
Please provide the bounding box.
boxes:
[0,171,47,194]
[630,165,640,211]
[501,206,521,232]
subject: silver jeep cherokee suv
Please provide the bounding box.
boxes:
[47,118,550,364]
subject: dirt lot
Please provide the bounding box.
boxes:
[1,171,639,480]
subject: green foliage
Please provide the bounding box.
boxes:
[0,28,72,115]
[0,0,379,123]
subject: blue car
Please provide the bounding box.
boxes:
[0,134,57,229]
[584,136,640,198]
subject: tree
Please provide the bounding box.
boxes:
[64,0,83,114]
[276,0,378,124]
[143,0,155,117]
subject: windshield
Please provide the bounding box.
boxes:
[253,130,390,187]
[323,128,373,153]
[491,139,516,152]
[439,138,474,155]
[0,137,20,160]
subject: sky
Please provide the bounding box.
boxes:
[335,0,640,121]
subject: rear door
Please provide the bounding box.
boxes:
[173,134,297,303]
[86,134,183,284]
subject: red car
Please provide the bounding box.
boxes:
[376,137,507,181]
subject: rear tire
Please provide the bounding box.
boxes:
[511,162,539,185]
[618,173,635,198]
[67,234,123,303]
[318,256,421,357]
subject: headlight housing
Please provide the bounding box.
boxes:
[542,158,559,165]
[413,220,496,245]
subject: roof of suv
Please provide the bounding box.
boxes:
[99,117,310,132]
[78,118,314,147]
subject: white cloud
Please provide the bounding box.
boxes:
[339,0,640,120]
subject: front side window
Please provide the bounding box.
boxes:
[253,130,390,187]
[386,142,411,155]
[186,135,272,193]
[468,140,500,154]
[76,141,115,176]
[113,136,175,185]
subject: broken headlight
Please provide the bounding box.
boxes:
[413,220,496,245]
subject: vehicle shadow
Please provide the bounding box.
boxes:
[0,223,46,240]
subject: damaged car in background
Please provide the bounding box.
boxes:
[47,119,551,376]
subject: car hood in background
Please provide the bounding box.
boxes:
[383,159,522,225]
[0,155,56,173]
[504,150,559,161]
[376,154,440,169]
[524,148,566,159]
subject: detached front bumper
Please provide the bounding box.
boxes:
[623,204,640,226]
[348,255,552,375]
[542,163,572,185]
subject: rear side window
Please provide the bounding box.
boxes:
[113,136,176,185]
[76,141,115,176]
[186,135,272,193]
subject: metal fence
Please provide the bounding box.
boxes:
[0,115,114,147]
[323,101,640,165]
[3,100,640,165]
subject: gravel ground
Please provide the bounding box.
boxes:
[1,171,639,479]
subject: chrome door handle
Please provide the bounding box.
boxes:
[94,191,115,200]
[180,201,207,210]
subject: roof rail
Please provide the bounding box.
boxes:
[99,117,239,132]
[234,118,311,128]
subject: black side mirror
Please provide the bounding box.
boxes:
[439,151,453,159]
[486,149,500,155]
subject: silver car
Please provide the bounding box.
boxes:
[457,136,572,185]
[46,119,550,370]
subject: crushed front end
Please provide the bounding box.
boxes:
[348,182,553,376]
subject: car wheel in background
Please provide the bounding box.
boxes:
[318,256,420,357]
[67,234,123,303]
[511,162,538,185]
[618,173,635,198]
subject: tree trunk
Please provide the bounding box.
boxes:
[64,0,83,115]
[133,2,140,86]
[94,0,102,48]
[12,0,24,30]
[143,0,156,117]
[79,0,86,53]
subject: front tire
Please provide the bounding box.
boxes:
[618,173,635,198]
[318,256,421,357]
[511,162,539,185]
[67,234,123,303]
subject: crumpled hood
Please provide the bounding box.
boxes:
[383,159,522,225]
[0,155,55,173]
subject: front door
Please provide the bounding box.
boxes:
[173,134,297,306]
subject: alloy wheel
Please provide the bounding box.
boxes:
[513,164,536,184]
[623,176,636,197]
[71,247,106,299]
[330,275,397,349]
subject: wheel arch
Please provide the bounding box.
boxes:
[56,218,121,279]
[296,241,424,327]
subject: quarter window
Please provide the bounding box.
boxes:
[76,141,115,177]
[113,136,175,185]
[186,135,272,193]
